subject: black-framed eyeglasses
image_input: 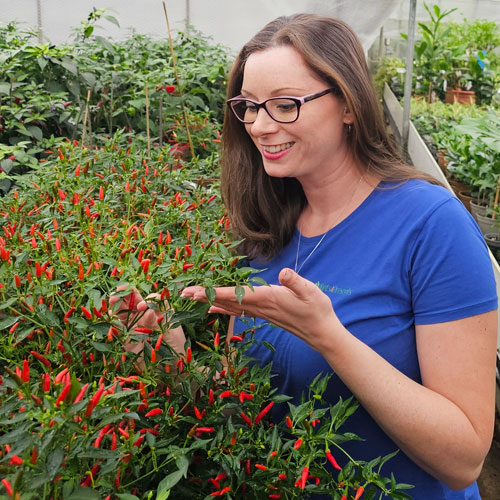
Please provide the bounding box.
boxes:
[227,88,336,124]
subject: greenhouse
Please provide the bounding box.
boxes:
[0,1,499,499]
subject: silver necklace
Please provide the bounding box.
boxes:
[294,174,364,274]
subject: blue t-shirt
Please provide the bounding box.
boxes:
[233,180,498,500]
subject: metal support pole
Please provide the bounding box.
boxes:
[186,0,191,30]
[402,0,417,155]
[36,0,43,43]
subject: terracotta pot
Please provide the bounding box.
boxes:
[445,89,476,105]
[448,179,471,196]
[457,190,474,213]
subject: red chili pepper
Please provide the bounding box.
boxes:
[134,327,153,334]
[240,412,252,427]
[81,305,92,320]
[230,335,243,342]
[9,455,23,466]
[354,486,364,500]
[145,408,163,417]
[22,359,30,383]
[140,258,151,273]
[186,347,192,363]
[30,446,38,465]
[73,383,89,404]
[110,431,117,450]
[154,333,164,350]
[269,495,281,499]
[183,263,193,271]
[78,263,84,280]
[42,373,50,392]
[298,466,309,489]
[286,416,293,428]
[64,307,75,322]
[294,438,303,450]
[1,478,13,498]
[208,388,214,406]
[325,450,342,471]
[219,390,233,399]
[14,274,21,287]
[278,473,287,480]
[118,427,130,439]
[133,435,145,447]
[55,368,69,384]
[55,381,72,407]
[196,427,214,433]
[254,401,274,424]
[30,350,51,367]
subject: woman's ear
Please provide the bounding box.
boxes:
[343,106,354,125]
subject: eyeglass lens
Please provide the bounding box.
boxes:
[231,98,299,123]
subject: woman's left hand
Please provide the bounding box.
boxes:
[181,267,344,351]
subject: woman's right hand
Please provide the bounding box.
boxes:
[109,285,186,368]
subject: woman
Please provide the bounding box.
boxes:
[126,14,498,499]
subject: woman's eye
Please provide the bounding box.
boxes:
[245,102,258,112]
[276,103,295,112]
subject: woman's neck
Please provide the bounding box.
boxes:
[297,165,379,237]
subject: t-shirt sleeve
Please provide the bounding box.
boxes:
[409,197,498,324]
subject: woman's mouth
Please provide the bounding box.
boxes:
[262,142,294,153]
[261,142,294,159]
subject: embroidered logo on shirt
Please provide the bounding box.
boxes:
[315,281,352,295]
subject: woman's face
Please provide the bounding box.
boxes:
[241,45,352,183]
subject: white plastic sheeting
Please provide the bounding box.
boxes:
[0,0,399,53]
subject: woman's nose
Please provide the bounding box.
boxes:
[248,107,280,136]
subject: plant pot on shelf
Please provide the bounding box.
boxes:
[457,190,474,213]
[470,200,490,221]
[448,178,470,196]
[484,233,500,262]
[445,88,476,105]
[436,149,449,175]
[476,213,498,236]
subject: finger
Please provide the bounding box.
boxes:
[181,286,211,302]
[208,305,243,317]
[278,267,314,300]
[137,292,162,312]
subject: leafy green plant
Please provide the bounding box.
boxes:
[0,134,413,499]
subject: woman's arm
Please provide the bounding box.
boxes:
[321,310,497,490]
[182,268,498,490]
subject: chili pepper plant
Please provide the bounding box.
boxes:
[0,132,413,500]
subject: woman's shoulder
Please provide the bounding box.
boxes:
[376,179,460,215]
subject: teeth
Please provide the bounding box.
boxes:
[262,142,294,153]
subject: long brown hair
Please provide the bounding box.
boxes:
[221,13,439,260]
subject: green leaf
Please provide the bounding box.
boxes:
[61,58,78,75]
[235,284,245,304]
[0,297,17,310]
[104,15,121,28]
[0,316,18,330]
[46,447,64,479]
[116,495,140,500]
[156,455,189,499]
[95,36,115,53]
[66,486,100,500]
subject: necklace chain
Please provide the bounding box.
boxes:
[294,174,364,274]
